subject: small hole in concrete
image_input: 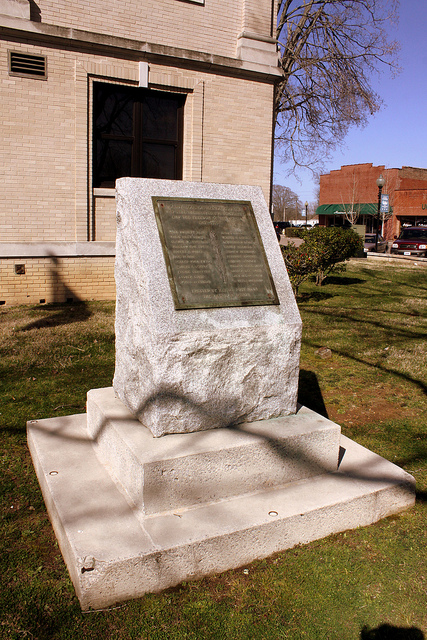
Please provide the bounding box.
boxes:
[0,301,5,306]
[49,471,58,476]
[66,297,73,303]
[268,511,278,517]
[39,299,46,304]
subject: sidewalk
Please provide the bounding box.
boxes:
[363,252,427,264]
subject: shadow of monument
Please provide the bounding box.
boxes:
[298,369,329,418]
[361,624,424,640]
[415,490,427,503]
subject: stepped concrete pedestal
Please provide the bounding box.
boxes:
[27,388,415,611]
[26,179,415,610]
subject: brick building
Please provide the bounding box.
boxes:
[317,163,427,240]
[0,0,280,305]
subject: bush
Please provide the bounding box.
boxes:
[281,226,363,294]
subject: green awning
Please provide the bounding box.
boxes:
[316,203,378,217]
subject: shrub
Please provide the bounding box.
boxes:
[281,226,363,294]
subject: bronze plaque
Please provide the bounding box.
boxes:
[152,197,279,310]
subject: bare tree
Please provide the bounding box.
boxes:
[306,201,318,220]
[340,171,361,225]
[275,0,399,172]
[272,184,302,221]
[313,181,320,206]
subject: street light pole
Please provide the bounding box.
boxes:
[305,201,308,222]
[375,174,386,252]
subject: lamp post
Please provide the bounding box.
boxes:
[305,201,308,222]
[375,174,386,252]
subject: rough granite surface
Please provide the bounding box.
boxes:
[113,178,302,436]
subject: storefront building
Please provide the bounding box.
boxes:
[317,163,427,239]
[0,0,280,305]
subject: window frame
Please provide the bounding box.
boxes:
[92,82,185,189]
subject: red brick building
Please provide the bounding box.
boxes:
[317,163,427,240]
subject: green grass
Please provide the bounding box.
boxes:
[1,261,426,639]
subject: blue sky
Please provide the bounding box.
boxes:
[273,0,427,204]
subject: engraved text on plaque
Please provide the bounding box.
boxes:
[152,197,279,310]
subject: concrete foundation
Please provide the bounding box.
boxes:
[27,389,415,611]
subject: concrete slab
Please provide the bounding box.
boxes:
[27,408,415,611]
[86,388,341,515]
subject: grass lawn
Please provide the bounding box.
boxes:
[1,259,426,640]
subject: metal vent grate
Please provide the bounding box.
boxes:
[9,51,47,79]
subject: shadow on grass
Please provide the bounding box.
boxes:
[19,301,91,331]
[415,490,427,504]
[296,274,368,302]
[361,624,424,639]
[362,267,427,294]
[300,306,427,396]
[322,275,366,286]
[297,291,335,303]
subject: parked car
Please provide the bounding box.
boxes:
[391,226,427,257]
[273,221,291,240]
[364,233,388,253]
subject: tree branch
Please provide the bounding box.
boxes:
[274,0,400,173]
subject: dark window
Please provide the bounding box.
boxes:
[93,82,185,188]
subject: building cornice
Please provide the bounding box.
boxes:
[0,14,282,82]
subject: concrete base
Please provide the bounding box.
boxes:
[86,388,342,516]
[27,393,415,611]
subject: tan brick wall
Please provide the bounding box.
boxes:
[1,42,78,242]
[90,73,274,240]
[0,256,115,306]
[1,0,276,303]
[1,43,274,244]
[241,0,273,35]
[93,196,116,242]
[35,0,247,59]
[201,75,274,192]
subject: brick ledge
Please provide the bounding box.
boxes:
[0,242,116,258]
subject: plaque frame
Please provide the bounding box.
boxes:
[152,196,279,310]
